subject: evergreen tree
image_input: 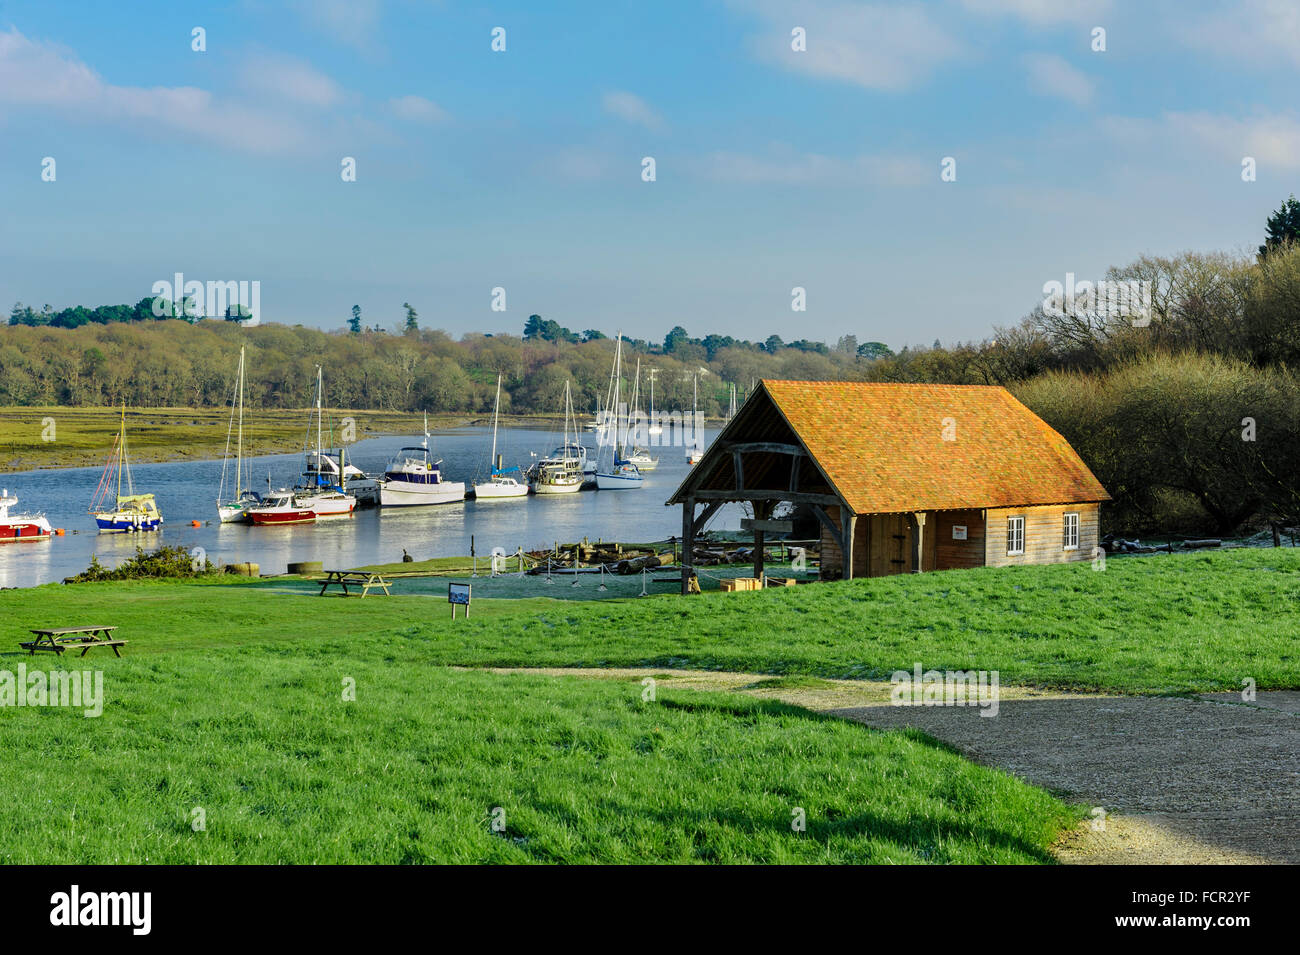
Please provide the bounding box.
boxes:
[1260,195,1300,257]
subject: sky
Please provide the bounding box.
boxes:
[1,0,1297,348]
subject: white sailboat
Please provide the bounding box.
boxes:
[295,365,356,518]
[473,375,528,500]
[595,335,644,490]
[624,358,658,471]
[379,413,466,506]
[647,367,662,436]
[532,381,585,495]
[217,346,262,523]
[686,373,704,466]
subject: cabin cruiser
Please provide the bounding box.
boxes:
[0,490,52,540]
[248,490,316,525]
[538,443,597,484]
[379,446,466,506]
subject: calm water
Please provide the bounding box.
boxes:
[0,426,742,589]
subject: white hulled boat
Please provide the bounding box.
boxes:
[0,489,52,541]
[532,381,585,495]
[294,366,356,518]
[595,334,643,490]
[217,346,262,523]
[473,375,528,500]
[380,415,466,506]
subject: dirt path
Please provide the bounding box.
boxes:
[477,667,1298,864]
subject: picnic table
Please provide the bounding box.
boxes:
[317,570,391,598]
[20,626,127,657]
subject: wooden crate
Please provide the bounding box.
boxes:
[764,576,797,587]
[720,576,762,592]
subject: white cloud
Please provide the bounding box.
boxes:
[292,0,384,51]
[1176,0,1300,69]
[958,0,1112,26]
[1101,111,1300,170]
[388,94,448,123]
[1023,53,1094,106]
[689,147,928,185]
[602,91,665,132]
[240,54,344,107]
[0,28,312,154]
[730,0,964,91]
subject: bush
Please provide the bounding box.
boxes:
[68,545,215,582]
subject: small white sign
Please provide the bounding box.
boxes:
[952,525,968,540]
[449,583,471,605]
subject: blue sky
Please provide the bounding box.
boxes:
[1,0,1297,346]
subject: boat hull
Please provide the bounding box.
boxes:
[217,502,254,523]
[249,509,316,526]
[473,481,529,500]
[595,472,644,490]
[533,479,582,494]
[380,481,466,507]
[94,514,162,532]
[298,493,356,517]
[0,520,52,541]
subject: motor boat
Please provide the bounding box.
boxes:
[248,490,316,525]
[380,446,466,506]
[0,489,52,541]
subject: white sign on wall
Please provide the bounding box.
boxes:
[952,525,968,540]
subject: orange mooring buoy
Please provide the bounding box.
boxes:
[54,528,65,536]
[191,519,201,527]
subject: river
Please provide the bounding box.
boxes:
[0,426,744,589]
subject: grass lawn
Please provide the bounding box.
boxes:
[0,653,1076,863]
[0,547,1294,693]
[0,547,1290,863]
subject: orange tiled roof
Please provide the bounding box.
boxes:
[761,380,1109,513]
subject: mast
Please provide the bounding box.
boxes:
[116,404,124,503]
[490,373,502,474]
[315,364,323,478]
[236,346,245,497]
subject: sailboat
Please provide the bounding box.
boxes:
[624,358,658,471]
[532,381,584,495]
[595,335,644,490]
[217,346,262,522]
[90,406,163,532]
[294,366,356,518]
[379,413,466,506]
[473,375,528,500]
[686,374,704,466]
[647,368,662,437]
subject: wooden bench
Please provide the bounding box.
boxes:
[21,626,127,657]
[318,570,391,598]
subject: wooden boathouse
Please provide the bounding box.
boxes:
[668,380,1110,593]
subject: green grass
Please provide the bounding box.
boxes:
[6,547,1282,863]
[404,548,1300,693]
[1,548,1294,693]
[0,652,1076,863]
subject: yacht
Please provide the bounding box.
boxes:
[0,490,52,541]
[380,444,466,507]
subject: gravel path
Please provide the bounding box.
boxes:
[480,667,1299,864]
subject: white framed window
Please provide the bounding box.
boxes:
[1063,512,1080,551]
[1007,516,1025,556]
